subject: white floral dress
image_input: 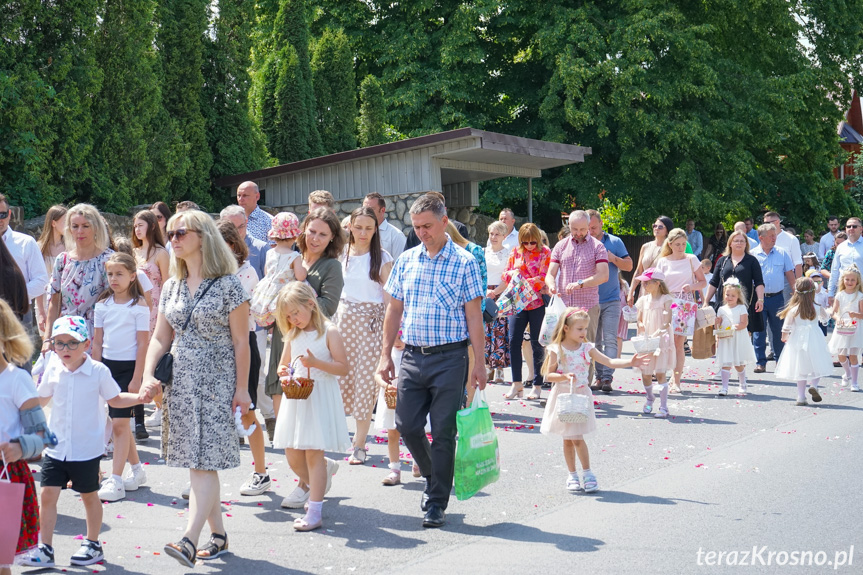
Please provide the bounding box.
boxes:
[540,342,597,439]
[160,274,249,470]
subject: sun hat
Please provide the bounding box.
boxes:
[269,212,301,240]
[636,267,665,283]
[52,316,89,342]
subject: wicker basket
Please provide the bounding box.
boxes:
[384,385,397,409]
[631,335,660,354]
[836,312,858,336]
[715,327,735,340]
[622,305,639,323]
[281,362,314,400]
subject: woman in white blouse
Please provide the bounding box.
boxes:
[484,221,512,382]
[336,207,393,465]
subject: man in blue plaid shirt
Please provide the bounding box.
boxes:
[379,194,486,529]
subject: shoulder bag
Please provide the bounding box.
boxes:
[154,278,218,384]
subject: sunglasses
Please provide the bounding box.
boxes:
[522,241,537,246]
[847,225,860,229]
[52,340,81,351]
[166,228,197,241]
[0,211,9,220]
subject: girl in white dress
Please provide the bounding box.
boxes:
[828,265,863,391]
[272,282,351,531]
[775,277,834,405]
[714,279,756,396]
[540,308,648,493]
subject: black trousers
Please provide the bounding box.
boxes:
[508,305,545,386]
[395,345,469,510]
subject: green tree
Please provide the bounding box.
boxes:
[88,0,183,213]
[357,75,387,147]
[203,0,268,205]
[156,0,212,208]
[312,28,357,154]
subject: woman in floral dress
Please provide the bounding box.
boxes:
[42,204,113,349]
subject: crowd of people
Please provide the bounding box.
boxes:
[1,185,860,571]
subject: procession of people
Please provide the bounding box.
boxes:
[2,186,860,570]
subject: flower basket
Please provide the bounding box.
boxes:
[556,381,591,424]
[715,327,734,340]
[836,313,858,337]
[631,335,660,354]
[281,361,314,400]
[384,385,397,410]
[622,305,639,323]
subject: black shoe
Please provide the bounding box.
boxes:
[135,424,149,441]
[766,353,775,361]
[422,505,446,528]
[421,478,431,512]
[601,380,613,394]
[683,342,691,355]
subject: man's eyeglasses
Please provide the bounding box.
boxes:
[0,211,10,220]
[52,340,81,351]
[166,228,197,241]
[847,225,860,229]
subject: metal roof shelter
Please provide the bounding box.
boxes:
[216,128,591,218]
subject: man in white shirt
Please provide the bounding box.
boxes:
[828,217,863,302]
[363,192,406,260]
[763,211,802,302]
[0,195,49,347]
[818,215,840,260]
[488,208,519,252]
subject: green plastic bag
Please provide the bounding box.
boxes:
[454,391,500,500]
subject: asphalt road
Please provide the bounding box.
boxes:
[26,340,863,574]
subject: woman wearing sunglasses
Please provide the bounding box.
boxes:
[490,222,550,399]
[628,216,673,306]
[42,204,114,351]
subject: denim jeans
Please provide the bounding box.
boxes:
[595,299,621,381]
[509,305,545,385]
[753,294,785,365]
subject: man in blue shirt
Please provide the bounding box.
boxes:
[751,224,796,372]
[828,217,863,302]
[685,219,703,259]
[744,217,760,244]
[378,194,485,529]
[588,210,632,393]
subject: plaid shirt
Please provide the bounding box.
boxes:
[550,235,609,309]
[246,206,274,244]
[385,237,484,347]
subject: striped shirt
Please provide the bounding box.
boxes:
[385,237,484,347]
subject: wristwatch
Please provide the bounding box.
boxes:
[577,279,585,289]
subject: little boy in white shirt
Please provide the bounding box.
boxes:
[23,317,143,568]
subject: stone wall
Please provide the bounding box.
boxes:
[17,212,134,241]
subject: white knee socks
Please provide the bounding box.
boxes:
[737,370,747,391]
[796,380,807,402]
[851,363,859,388]
[842,359,852,381]
[658,382,669,410]
[644,383,655,402]
[720,369,730,393]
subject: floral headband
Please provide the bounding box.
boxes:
[723,277,742,289]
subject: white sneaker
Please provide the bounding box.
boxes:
[123,466,147,491]
[281,485,310,508]
[70,540,104,566]
[22,543,55,567]
[145,407,162,428]
[852,384,861,392]
[240,472,272,496]
[98,476,126,502]
[181,482,191,500]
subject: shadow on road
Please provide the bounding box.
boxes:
[592,490,715,506]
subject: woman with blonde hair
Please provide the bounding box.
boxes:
[138,209,251,566]
[490,222,550,399]
[42,203,113,347]
[655,227,706,393]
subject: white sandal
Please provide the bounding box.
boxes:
[382,470,401,486]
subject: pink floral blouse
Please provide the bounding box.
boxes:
[502,246,551,310]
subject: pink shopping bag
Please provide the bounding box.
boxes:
[0,456,25,565]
